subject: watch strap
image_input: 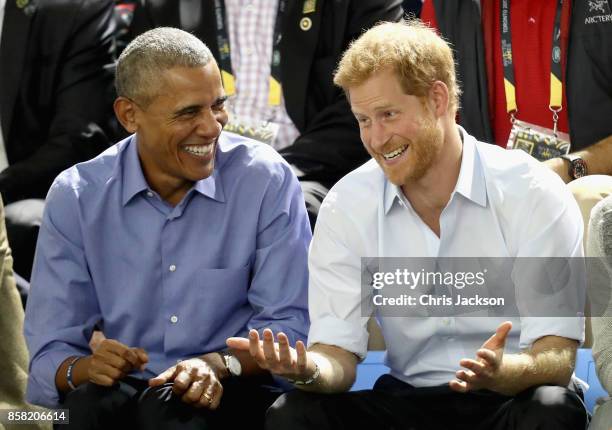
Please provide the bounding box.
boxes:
[287,362,320,386]
[66,356,82,391]
[560,154,587,179]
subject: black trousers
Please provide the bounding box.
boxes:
[59,375,285,430]
[266,374,589,430]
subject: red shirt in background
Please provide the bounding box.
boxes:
[421,0,570,147]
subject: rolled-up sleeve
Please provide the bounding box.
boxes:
[247,160,311,346]
[516,170,585,348]
[24,179,100,408]
[306,193,370,360]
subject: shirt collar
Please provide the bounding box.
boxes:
[121,134,226,206]
[453,126,487,208]
[383,126,487,215]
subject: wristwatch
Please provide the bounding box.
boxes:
[220,352,242,377]
[560,154,587,179]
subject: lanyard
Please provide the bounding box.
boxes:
[500,0,564,134]
[213,0,285,106]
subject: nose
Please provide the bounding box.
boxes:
[368,120,390,152]
[195,109,224,139]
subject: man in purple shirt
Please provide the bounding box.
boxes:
[24,27,311,430]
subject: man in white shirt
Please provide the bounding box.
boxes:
[228,20,588,429]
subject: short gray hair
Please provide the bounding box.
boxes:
[116,27,214,106]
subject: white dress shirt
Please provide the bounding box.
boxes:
[308,127,585,388]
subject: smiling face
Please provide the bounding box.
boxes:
[131,62,228,201]
[349,68,444,187]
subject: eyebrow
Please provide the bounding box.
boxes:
[352,103,396,116]
[214,95,229,106]
[172,95,228,117]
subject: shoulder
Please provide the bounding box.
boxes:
[50,137,127,199]
[318,159,383,226]
[475,140,573,206]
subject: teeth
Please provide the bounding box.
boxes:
[183,145,212,156]
[383,145,408,160]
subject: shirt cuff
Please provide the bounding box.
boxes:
[308,315,369,361]
[519,317,585,350]
[26,349,82,408]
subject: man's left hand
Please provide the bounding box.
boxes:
[449,321,513,393]
[149,357,223,409]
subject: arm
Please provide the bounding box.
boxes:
[451,321,577,396]
[0,0,116,203]
[227,329,359,393]
[544,134,612,183]
[229,180,372,393]
[24,179,102,407]
[244,157,312,346]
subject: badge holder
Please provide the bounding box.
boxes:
[224,114,280,146]
[506,108,570,161]
[500,0,569,162]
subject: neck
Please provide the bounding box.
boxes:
[402,121,463,212]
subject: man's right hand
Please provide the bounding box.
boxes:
[89,339,148,386]
[226,328,317,383]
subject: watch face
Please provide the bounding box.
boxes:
[227,355,242,376]
[573,159,588,178]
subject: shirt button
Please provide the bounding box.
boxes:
[146,191,153,197]
[169,264,176,272]
[170,315,178,324]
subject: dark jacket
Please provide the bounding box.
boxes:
[0,0,117,204]
[430,0,612,151]
[127,0,403,189]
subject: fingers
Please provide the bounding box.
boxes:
[482,321,512,350]
[248,330,266,365]
[262,329,279,363]
[277,332,293,368]
[296,340,308,375]
[149,365,178,387]
[449,379,469,393]
[172,366,197,395]
[456,369,476,382]
[208,383,223,410]
[89,361,125,386]
[198,381,223,410]
[476,349,497,367]
[226,336,250,351]
[90,339,147,386]
[182,377,208,404]
[133,348,149,371]
[459,358,486,375]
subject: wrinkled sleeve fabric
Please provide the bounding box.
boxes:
[247,157,312,346]
[513,166,585,349]
[306,190,371,360]
[24,175,101,408]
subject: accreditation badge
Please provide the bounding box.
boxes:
[224,115,280,146]
[506,119,570,161]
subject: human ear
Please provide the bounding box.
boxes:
[428,81,450,118]
[113,97,139,134]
